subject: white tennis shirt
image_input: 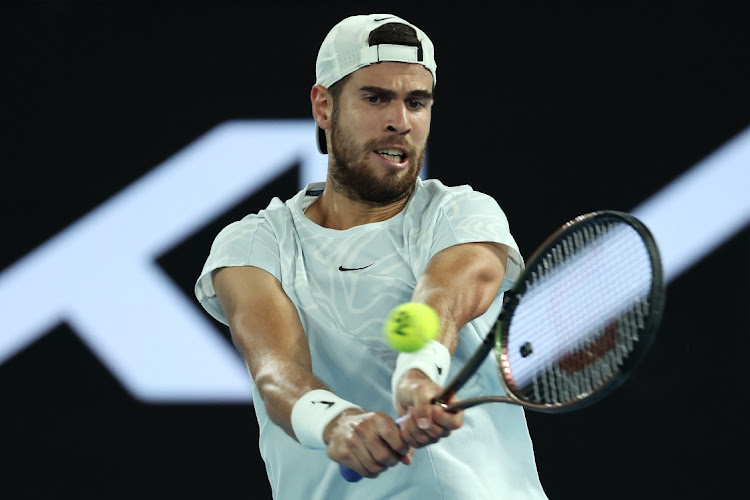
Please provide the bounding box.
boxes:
[195,177,548,499]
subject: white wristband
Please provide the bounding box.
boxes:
[290,389,362,450]
[391,340,451,407]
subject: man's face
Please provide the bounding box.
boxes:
[329,62,434,205]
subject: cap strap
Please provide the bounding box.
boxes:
[363,44,423,65]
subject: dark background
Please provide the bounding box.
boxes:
[2,1,748,498]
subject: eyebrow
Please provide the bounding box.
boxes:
[359,85,434,100]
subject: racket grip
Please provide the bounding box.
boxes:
[338,415,407,482]
[339,464,364,482]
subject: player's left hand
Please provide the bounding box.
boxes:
[394,369,464,448]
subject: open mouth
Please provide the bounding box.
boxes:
[376,148,406,163]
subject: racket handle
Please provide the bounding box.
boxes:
[339,464,364,482]
[338,415,407,482]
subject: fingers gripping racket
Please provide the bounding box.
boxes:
[340,210,665,482]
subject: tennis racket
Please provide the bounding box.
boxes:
[340,209,665,482]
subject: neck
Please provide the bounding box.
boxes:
[305,184,410,230]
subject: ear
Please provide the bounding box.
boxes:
[311,84,333,131]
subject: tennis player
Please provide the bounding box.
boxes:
[195,13,548,499]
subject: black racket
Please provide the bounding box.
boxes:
[340,210,665,482]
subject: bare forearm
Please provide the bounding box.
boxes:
[229,319,330,440]
[213,266,332,441]
[411,242,508,352]
[250,355,330,437]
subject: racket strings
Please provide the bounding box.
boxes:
[505,219,655,406]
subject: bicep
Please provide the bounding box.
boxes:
[420,242,508,294]
[212,265,311,378]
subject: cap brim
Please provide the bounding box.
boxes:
[317,125,327,154]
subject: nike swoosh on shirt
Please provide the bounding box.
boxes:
[338,263,376,272]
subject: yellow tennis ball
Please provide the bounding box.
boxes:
[383,302,440,353]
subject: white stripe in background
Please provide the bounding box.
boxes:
[0,120,746,402]
[632,125,750,283]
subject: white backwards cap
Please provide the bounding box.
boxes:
[314,14,437,154]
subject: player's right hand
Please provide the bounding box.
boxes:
[323,409,413,479]
[394,369,464,448]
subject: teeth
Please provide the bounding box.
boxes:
[378,148,402,155]
[377,149,404,160]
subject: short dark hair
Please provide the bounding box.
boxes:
[368,22,421,47]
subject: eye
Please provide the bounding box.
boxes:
[366,95,381,104]
[408,99,427,110]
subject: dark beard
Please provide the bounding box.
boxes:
[329,119,425,205]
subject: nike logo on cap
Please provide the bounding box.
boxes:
[374,16,394,22]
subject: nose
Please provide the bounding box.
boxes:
[385,102,410,136]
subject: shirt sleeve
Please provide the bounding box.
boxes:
[194,216,281,325]
[430,188,524,293]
